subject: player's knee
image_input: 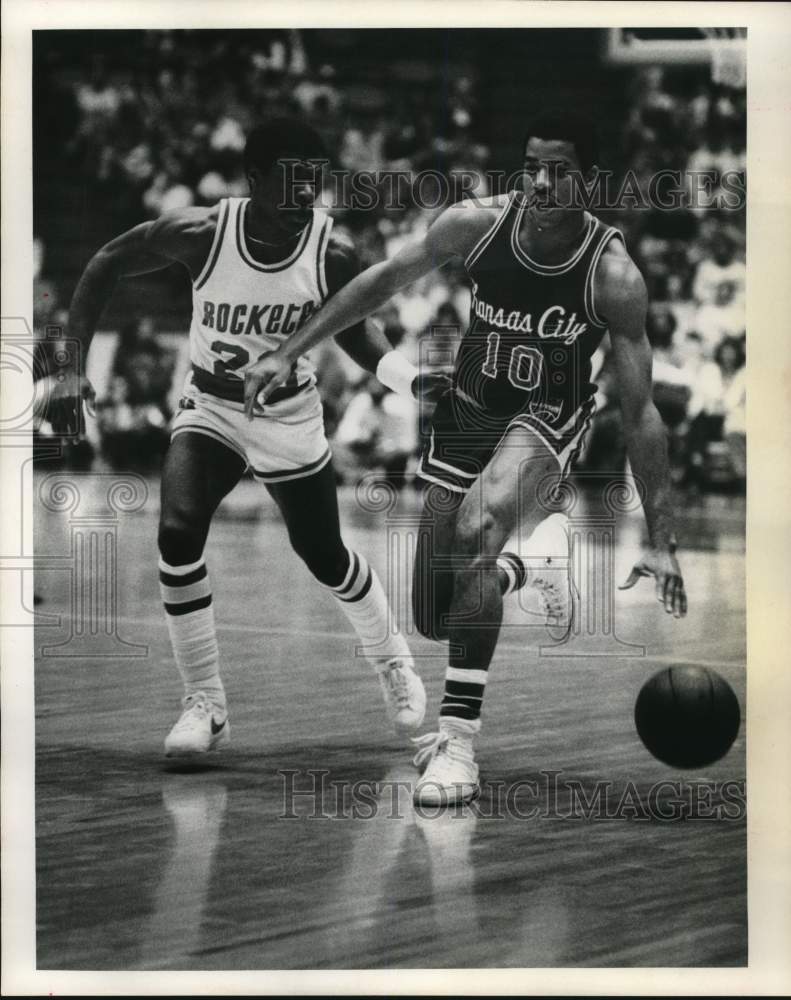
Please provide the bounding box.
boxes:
[292,536,348,588]
[453,507,501,557]
[158,511,205,566]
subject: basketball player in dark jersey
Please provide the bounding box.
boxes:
[47,118,446,756]
[245,110,688,805]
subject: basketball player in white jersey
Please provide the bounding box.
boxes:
[245,111,688,805]
[50,118,441,756]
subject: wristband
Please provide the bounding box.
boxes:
[375,350,418,398]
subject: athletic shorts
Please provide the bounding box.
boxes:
[171,375,331,484]
[415,389,595,494]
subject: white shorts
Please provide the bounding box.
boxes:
[171,381,332,484]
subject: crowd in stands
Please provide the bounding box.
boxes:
[34,31,745,492]
[602,65,746,489]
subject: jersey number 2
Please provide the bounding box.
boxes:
[212,340,249,377]
[481,332,542,391]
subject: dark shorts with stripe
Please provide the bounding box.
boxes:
[416,389,595,495]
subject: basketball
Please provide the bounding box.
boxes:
[634,666,741,768]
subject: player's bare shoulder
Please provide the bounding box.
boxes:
[593,233,648,333]
[427,193,512,261]
[146,205,220,276]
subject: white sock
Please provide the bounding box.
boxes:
[159,556,226,710]
[327,548,412,668]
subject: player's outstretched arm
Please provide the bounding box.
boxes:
[318,232,453,403]
[598,246,687,618]
[243,202,481,416]
[51,210,209,435]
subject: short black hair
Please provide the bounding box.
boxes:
[646,305,678,350]
[714,335,745,369]
[523,110,599,173]
[244,117,329,175]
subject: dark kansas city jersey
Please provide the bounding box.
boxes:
[453,191,625,422]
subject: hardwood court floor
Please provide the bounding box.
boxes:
[34,477,746,970]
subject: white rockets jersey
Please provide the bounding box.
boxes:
[188,197,333,397]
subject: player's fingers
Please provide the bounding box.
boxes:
[619,566,646,590]
[662,574,675,613]
[261,370,288,402]
[673,578,688,618]
[263,372,283,399]
[665,575,685,617]
[656,574,666,604]
[243,375,261,421]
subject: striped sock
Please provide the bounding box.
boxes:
[159,556,225,708]
[439,666,488,721]
[328,548,412,665]
[497,551,528,596]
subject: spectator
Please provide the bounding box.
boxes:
[692,233,745,307]
[646,306,690,480]
[210,115,247,154]
[719,338,746,483]
[292,72,342,118]
[97,317,175,471]
[684,336,745,489]
[143,171,196,215]
[196,170,231,204]
[112,317,174,405]
[333,375,418,490]
[339,115,387,172]
[694,279,745,358]
[647,306,691,430]
[74,66,122,124]
[416,300,464,374]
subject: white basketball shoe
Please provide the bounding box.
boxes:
[524,512,575,630]
[164,691,230,756]
[376,657,427,733]
[412,716,481,805]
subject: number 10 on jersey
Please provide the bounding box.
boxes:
[481,332,543,391]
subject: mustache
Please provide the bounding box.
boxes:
[525,192,562,208]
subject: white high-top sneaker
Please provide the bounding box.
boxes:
[412,716,481,805]
[524,512,574,629]
[376,657,427,733]
[164,691,230,757]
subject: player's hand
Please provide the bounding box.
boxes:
[44,371,96,437]
[619,548,687,618]
[411,370,453,403]
[243,350,292,420]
